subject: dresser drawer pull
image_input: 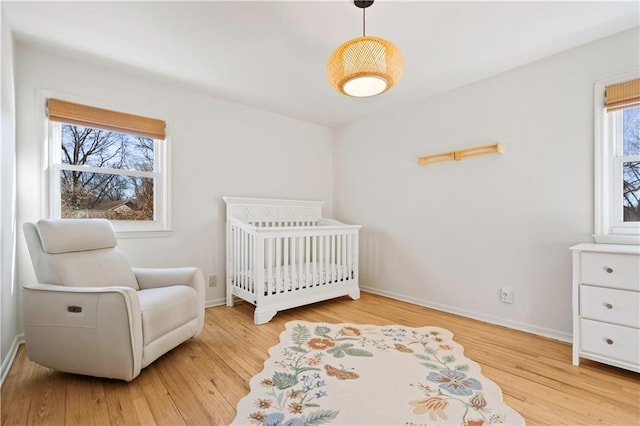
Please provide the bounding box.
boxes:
[605,338,614,345]
[604,303,613,309]
[605,267,613,273]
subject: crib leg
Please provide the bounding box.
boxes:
[348,288,361,300]
[254,308,278,325]
[226,285,234,307]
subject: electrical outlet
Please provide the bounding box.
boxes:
[500,288,513,304]
[209,275,217,287]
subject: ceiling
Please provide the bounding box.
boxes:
[3,0,639,127]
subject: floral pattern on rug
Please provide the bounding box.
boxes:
[233,322,525,426]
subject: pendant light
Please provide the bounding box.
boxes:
[327,0,403,97]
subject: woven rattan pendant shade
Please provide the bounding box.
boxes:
[327,1,403,97]
[328,36,403,97]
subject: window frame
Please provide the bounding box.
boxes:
[39,91,172,237]
[594,73,640,244]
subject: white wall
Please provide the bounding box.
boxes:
[1,8,19,383]
[333,27,640,341]
[14,43,333,309]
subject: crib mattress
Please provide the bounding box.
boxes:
[232,262,352,294]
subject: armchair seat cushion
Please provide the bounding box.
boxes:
[138,285,199,346]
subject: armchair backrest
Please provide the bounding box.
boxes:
[23,219,139,289]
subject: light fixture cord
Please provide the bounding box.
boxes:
[362,7,366,36]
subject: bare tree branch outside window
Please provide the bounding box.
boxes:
[622,107,640,222]
[60,124,155,220]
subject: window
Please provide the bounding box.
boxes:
[594,77,640,244]
[618,108,640,222]
[45,98,170,235]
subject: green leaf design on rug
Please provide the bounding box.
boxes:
[302,409,340,424]
[421,362,440,369]
[314,326,331,336]
[326,343,372,358]
[291,324,311,346]
[343,348,373,357]
[272,372,298,390]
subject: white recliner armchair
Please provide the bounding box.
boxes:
[22,218,205,381]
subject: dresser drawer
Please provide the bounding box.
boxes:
[580,252,640,291]
[580,285,640,328]
[581,319,640,366]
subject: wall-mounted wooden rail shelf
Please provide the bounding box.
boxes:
[417,143,503,166]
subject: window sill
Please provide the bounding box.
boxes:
[593,234,640,245]
[116,229,173,239]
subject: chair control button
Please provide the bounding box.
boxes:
[67,306,82,313]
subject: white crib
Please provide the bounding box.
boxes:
[224,197,361,324]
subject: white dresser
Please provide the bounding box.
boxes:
[570,243,640,372]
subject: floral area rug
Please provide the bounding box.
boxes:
[232,321,525,426]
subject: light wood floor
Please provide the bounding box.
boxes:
[1,292,639,425]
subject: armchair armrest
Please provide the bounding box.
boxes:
[22,283,143,381]
[132,267,205,334]
[132,267,203,290]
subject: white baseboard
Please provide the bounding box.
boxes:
[1,334,25,387]
[205,297,226,309]
[360,286,572,343]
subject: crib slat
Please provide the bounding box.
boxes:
[337,233,342,281]
[295,236,300,291]
[248,232,252,289]
[298,236,303,290]
[328,234,333,285]
[336,233,341,282]
[236,226,241,290]
[289,236,294,291]
[242,228,246,291]
[241,228,245,291]
[240,227,245,291]
[297,236,302,289]
[329,234,334,284]
[291,236,296,290]
[292,236,297,291]
[347,233,352,282]
[267,237,273,296]
[331,234,335,284]
[342,234,347,281]
[283,236,289,293]
[242,230,247,291]
[338,233,343,281]
[325,234,331,285]
[319,235,324,286]
[305,236,310,288]
[234,225,239,291]
[275,236,281,296]
[311,235,317,286]
[248,233,253,293]
[292,236,298,291]
[246,231,250,290]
